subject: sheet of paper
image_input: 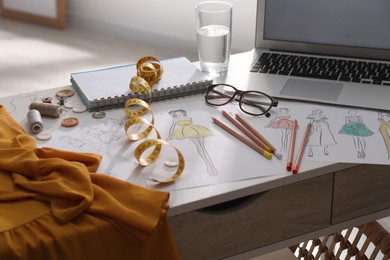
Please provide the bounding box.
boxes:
[253,104,390,164]
[40,96,287,192]
[2,89,390,192]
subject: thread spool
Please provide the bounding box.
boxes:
[29,101,63,118]
[27,109,43,134]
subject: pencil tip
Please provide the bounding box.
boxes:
[263,151,273,160]
[286,162,292,171]
[274,151,283,159]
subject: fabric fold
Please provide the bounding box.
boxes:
[0,104,179,259]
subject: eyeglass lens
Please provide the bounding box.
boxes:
[240,91,273,115]
[205,84,235,105]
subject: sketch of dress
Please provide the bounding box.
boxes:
[378,112,390,159]
[338,110,374,159]
[306,108,337,157]
[266,108,294,153]
[167,109,218,176]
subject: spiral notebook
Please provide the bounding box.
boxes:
[70,57,212,111]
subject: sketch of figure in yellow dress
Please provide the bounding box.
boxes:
[306,108,337,157]
[266,108,294,153]
[338,110,374,159]
[167,109,218,176]
[378,112,390,159]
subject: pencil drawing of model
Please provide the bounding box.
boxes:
[85,118,125,144]
[378,112,390,159]
[60,117,127,159]
[60,117,133,176]
[306,108,337,157]
[339,109,374,159]
[266,108,294,153]
[167,109,218,176]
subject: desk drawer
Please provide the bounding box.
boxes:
[332,164,390,224]
[169,174,333,259]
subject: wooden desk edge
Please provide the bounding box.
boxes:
[168,162,359,216]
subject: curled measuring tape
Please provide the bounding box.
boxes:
[136,56,163,86]
[124,56,184,184]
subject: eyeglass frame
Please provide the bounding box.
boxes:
[204,83,278,117]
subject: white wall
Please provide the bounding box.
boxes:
[67,0,257,57]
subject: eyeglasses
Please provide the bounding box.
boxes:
[205,84,278,117]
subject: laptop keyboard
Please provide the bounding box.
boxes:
[250,52,390,86]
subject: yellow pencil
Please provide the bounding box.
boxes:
[221,110,272,153]
[211,116,272,160]
[235,113,283,159]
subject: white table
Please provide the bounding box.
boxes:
[1,52,389,259]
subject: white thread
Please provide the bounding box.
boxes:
[27,109,43,134]
[29,101,63,118]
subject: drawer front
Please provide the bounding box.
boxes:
[333,164,390,224]
[169,174,333,260]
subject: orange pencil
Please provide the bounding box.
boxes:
[211,116,272,160]
[287,119,298,171]
[235,113,283,159]
[292,122,312,174]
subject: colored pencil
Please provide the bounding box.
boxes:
[235,113,283,159]
[287,119,298,171]
[293,122,312,174]
[211,116,272,160]
[221,110,272,153]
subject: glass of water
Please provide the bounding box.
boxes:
[195,1,232,78]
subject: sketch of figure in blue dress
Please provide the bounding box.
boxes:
[167,109,218,176]
[338,109,374,159]
[306,108,337,157]
[378,112,390,159]
[266,108,294,153]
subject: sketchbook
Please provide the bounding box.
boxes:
[70,57,212,111]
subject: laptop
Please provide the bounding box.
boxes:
[226,0,390,111]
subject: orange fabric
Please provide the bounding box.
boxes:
[0,105,180,260]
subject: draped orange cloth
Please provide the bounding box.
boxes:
[0,105,180,260]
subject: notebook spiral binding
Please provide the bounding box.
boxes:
[89,79,212,111]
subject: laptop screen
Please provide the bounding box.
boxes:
[257,0,390,59]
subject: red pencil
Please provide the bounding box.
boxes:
[287,119,297,171]
[293,122,312,174]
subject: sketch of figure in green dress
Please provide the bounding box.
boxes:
[266,108,294,153]
[306,108,337,157]
[378,112,390,159]
[167,109,218,176]
[338,110,374,159]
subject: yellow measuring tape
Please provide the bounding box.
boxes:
[124,57,184,184]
